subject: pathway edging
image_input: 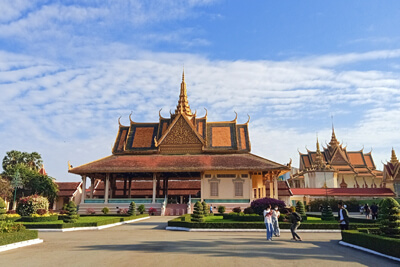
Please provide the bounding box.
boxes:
[166,226,341,232]
[0,238,43,253]
[31,216,150,232]
[339,241,400,262]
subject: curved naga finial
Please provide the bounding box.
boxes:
[193,110,197,117]
[232,111,238,122]
[297,148,302,154]
[246,114,250,124]
[287,158,292,168]
[170,109,173,116]
[118,116,122,127]
[204,108,208,118]
[129,111,134,124]
[159,108,167,120]
[68,161,73,170]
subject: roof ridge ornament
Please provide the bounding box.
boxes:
[246,114,250,124]
[129,111,134,124]
[174,70,193,116]
[390,147,399,164]
[232,111,238,122]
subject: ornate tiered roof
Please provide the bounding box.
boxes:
[112,72,251,155]
[298,127,382,178]
[383,148,400,183]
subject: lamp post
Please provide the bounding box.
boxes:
[11,170,23,210]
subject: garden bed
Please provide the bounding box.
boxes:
[21,214,148,229]
[341,230,400,258]
[168,215,377,230]
[0,230,38,246]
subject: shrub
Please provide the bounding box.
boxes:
[295,201,307,220]
[378,197,400,238]
[59,209,68,215]
[19,215,58,222]
[101,206,110,215]
[138,204,145,214]
[5,214,21,222]
[63,201,78,223]
[250,197,286,215]
[128,201,136,216]
[202,201,210,217]
[120,208,128,215]
[278,214,287,222]
[148,207,156,215]
[0,197,6,220]
[243,207,254,214]
[232,207,242,213]
[86,208,96,215]
[321,205,335,221]
[16,195,49,216]
[217,206,226,214]
[191,201,205,222]
[36,209,47,215]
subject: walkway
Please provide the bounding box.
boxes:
[1,217,396,267]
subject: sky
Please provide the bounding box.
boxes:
[1,0,400,181]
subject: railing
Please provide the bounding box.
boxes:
[108,198,152,204]
[204,199,250,203]
[84,199,105,204]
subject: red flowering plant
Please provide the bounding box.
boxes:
[16,194,49,216]
[86,208,96,215]
[148,207,157,215]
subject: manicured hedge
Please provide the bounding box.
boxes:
[18,215,59,222]
[168,218,375,230]
[0,230,38,246]
[306,213,377,224]
[222,213,263,222]
[341,230,400,258]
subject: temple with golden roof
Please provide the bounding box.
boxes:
[288,128,395,204]
[383,148,400,197]
[69,72,290,214]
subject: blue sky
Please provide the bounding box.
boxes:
[1,0,400,181]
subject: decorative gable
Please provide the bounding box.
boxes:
[330,149,348,165]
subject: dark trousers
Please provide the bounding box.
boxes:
[372,213,377,220]
[291,223,301,239]
[340,224,349,230]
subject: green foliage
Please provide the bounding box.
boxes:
[201,201,209,217]
[101,206,110,215]
[243,207,254,214]
[137,204,145,214]
[127,201,136,216]
[191,201,204,222]
[0,229,38,246]
[217,205,226,214]
[18,215,58,222]
[0,220,25,233]
[2,150,43,172]
[295,201,307,220]
[16,195,49,216]
[378,197,400,238]
[341,230,400,258]
[223,213,263,221]
[0,177,12,200]
[321,205,335,221]
[0,197,6,221]
[63,201,78,223]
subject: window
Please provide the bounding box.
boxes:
[217,174,236,178]
[241,174,249,178]
[234,182,243,197]
[204,174,212,178]
[210,182,218,196]
[258,188,261,198]
[254,189,257,198]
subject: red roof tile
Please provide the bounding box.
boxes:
[291,188,395,197]
[56,182,81,197]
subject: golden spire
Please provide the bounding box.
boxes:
[329,124,339,148]
[390,147,399,164]
[314,136,326,170]
[175,69,192,116]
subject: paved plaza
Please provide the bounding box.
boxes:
[1,217,396,267]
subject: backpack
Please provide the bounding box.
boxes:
[293,212,302,222]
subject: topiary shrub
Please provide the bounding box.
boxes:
[63,201,78,223]
[191,201,205,222]
[379,197,400,238]
[202,201,209,217]
[16,195,49,216]
[232,207,242,213]
[321,205,335,221]
[217,205,226,214]
[128,201,136,216]
[296,201,307,220]
[101,206,110,215]
[0,197,6,221]
[250,197,286,215]
[138,204,145,214]
[243,207,254,214]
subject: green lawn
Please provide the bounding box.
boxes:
[203,215,334,223]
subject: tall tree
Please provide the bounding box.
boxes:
[0,176,12,200]
[2,150,43,173]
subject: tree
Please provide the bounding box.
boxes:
[250,197,286,215]
[0,197,6,220]
[191,201,205,222]
[63,201,78,223]
[379,197,400,238]
[296,201,307,220]
[202,201,209,217]
[2,150,42,173]
[0,176,12,200]
[321,205,335,221]
[128,201,136,216]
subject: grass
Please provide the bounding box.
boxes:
[203,215,330,223]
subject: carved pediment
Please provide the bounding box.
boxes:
[161,115,204,146]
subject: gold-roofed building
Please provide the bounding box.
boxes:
[68,72,291,214]
[288,127,395,204]
[383,148,400,197]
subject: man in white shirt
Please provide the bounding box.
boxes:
[338,201,349,230]
[271,205,280,237]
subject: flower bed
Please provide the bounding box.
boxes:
[341,230,400,258]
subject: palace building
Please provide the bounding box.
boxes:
[288,128,395,204]
[68,72,290,214]
[383,148,400,197]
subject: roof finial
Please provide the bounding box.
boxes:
[175,69,192,116]
[390,147,399,164]
[182,66,185,82]
[329,117,339,148]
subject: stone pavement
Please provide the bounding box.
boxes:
[1,216,396,267]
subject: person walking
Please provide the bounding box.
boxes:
[370,203,378,220]
[263,205,274,241]
[289,208,302,241]
[272,205,280,237]
[338,201,349,230]
[364,203,370,219]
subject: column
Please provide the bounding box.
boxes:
[200,173,204,202]
[81,175,86,204]
[249,173,253,202]
[105,174,110,203]
[269,173,274,198]
[273,174,279,199]
[128,178,132,198]
[123,178,127,197]
[152,173,157,203]
[90,177,94,199]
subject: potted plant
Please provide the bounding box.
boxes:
[148,207,156,215]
